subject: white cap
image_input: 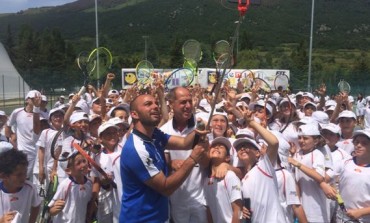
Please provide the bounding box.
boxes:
[240,93,251,100]
[60,95,65,99]
[106,98,114,105]
[199,99,211,112]
[303,101,317,109]
[297,116,315,125]
[41,95,47,102]
[279,98,296,108]
[312,111,329,125]
[327,106,335,111]
[235,128,255,139]
[366,96,370,102]
[303,92,314,101]
[236,101,248,108]
[89,114,102,122]
[267,98,277,106]
[75,99,90,114]
[69,111,88,124]
[107,104,130,118]
[0,141,13,154]
[249,100,273,118]
[212,111,228,121]
[25,90,41,100]
[233,137,261,151]
[348,96,354,103]
[49,107,65,119]
[297,124,320,136]
[296,91,304,96]
[337,110,356,121]
[325,100,337,107]
[320,123,341,134]
[92,97,100,104]
[68,93,75,98]
[59,150,80,170]
[0,110,6,116]
[98,121,119,136]
[108,117,130,128]
[211,137,232,151]
[353,129,370,140]
[108,89,119,96]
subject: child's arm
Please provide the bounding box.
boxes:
[231,199,242,223]
[49,200,65,216]
[28,205,40,223]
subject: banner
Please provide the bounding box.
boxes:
[122,68,289,90]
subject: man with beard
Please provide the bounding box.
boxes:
[120,94,207,223]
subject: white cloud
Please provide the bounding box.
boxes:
[0,0,76,13]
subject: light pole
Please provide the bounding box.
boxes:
[142,36,149,61]
[94,0,100,88]
[307,0,315,92]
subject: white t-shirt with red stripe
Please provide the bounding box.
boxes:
[204,170,242,223]
[241,154,287,223]
[293,149,329,223]
[275,168,301,223]
[335,158,370,223]
[48,176,92,223]
[0,180,41,223]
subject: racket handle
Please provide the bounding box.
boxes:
[191,120,206,149]
[337,193,347,212]
[77,86,86,96]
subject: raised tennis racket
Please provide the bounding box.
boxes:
[164,68,194,91]
[136,60,154,86]
[253,77,271,95]
[338,80,350,94]
[213,40,232,70]
[87,47,113,80]
[72,143,117,189]
[274,74,290,91]
[182,39,202,85]
[240,69,255,91]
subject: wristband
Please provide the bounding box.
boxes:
[189,155,198,164]
[33,107,40,113]
[296,162,302,169]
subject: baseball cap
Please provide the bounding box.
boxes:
[297,116,315,125]
[98,121,119,136]
[336,110,356,121]
[0,141,13,154]
[353,129,370,140]
[108,117,130,128]
[107,104,130,118]
[312,111,329,125]
[320,123,341,135]
[60,95,65,99]
[0,110,6,116]
[25,90,41,100]
[279,98,296,108]
[236,101,248,108]
[303,101,317,109]
[108,89,119,96]
[302,92,314,101]
[49,107,65,119]
[211,137,232,151]
[240,93,251,100]
[69,111,88,124]
[249,100,273,118]
[75,99,90,114]
[212,110,228,121]
[348,96,354,103]
[235,128,255,139]
[297,124,320,136]
[89,114,102,122]
[199,99,211,112]
[41,95,47,102]
[68,93,75,98]
[325,100,337,107]
[59,150,80,170]
[233,137,261,151]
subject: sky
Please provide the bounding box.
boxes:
[0,0,77,13]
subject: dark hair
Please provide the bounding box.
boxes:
[0,150,28,175]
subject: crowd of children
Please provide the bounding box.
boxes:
[0,73,370,223]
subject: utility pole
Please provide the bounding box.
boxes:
[142,36,149,61]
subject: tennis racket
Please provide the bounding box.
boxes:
[50,128,73,162]
[253,77,271,95]
[72,143,117,189]
[136,60,154,86]
[274,74,290,91]
[87,47,113,80]
[182,39,202,85]
[38,175,58,223]
[240,69,255,91]
[338,80,351,94]
[164,68,194,91]
[213,40,232,70]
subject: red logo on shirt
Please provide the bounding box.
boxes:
[354,168,362,173]
[10,196,19,202]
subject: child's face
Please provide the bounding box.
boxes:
[209,143,229,160]
[353,135,370,158]
[69,154,89,177]
[72,120,89,133]
[3,164,27,189]
[298,135,318,152]
[100,127,119,148]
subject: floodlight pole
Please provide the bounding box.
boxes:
[143,36,149,61]
[95,0,100,88]
[307,0,315,92]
